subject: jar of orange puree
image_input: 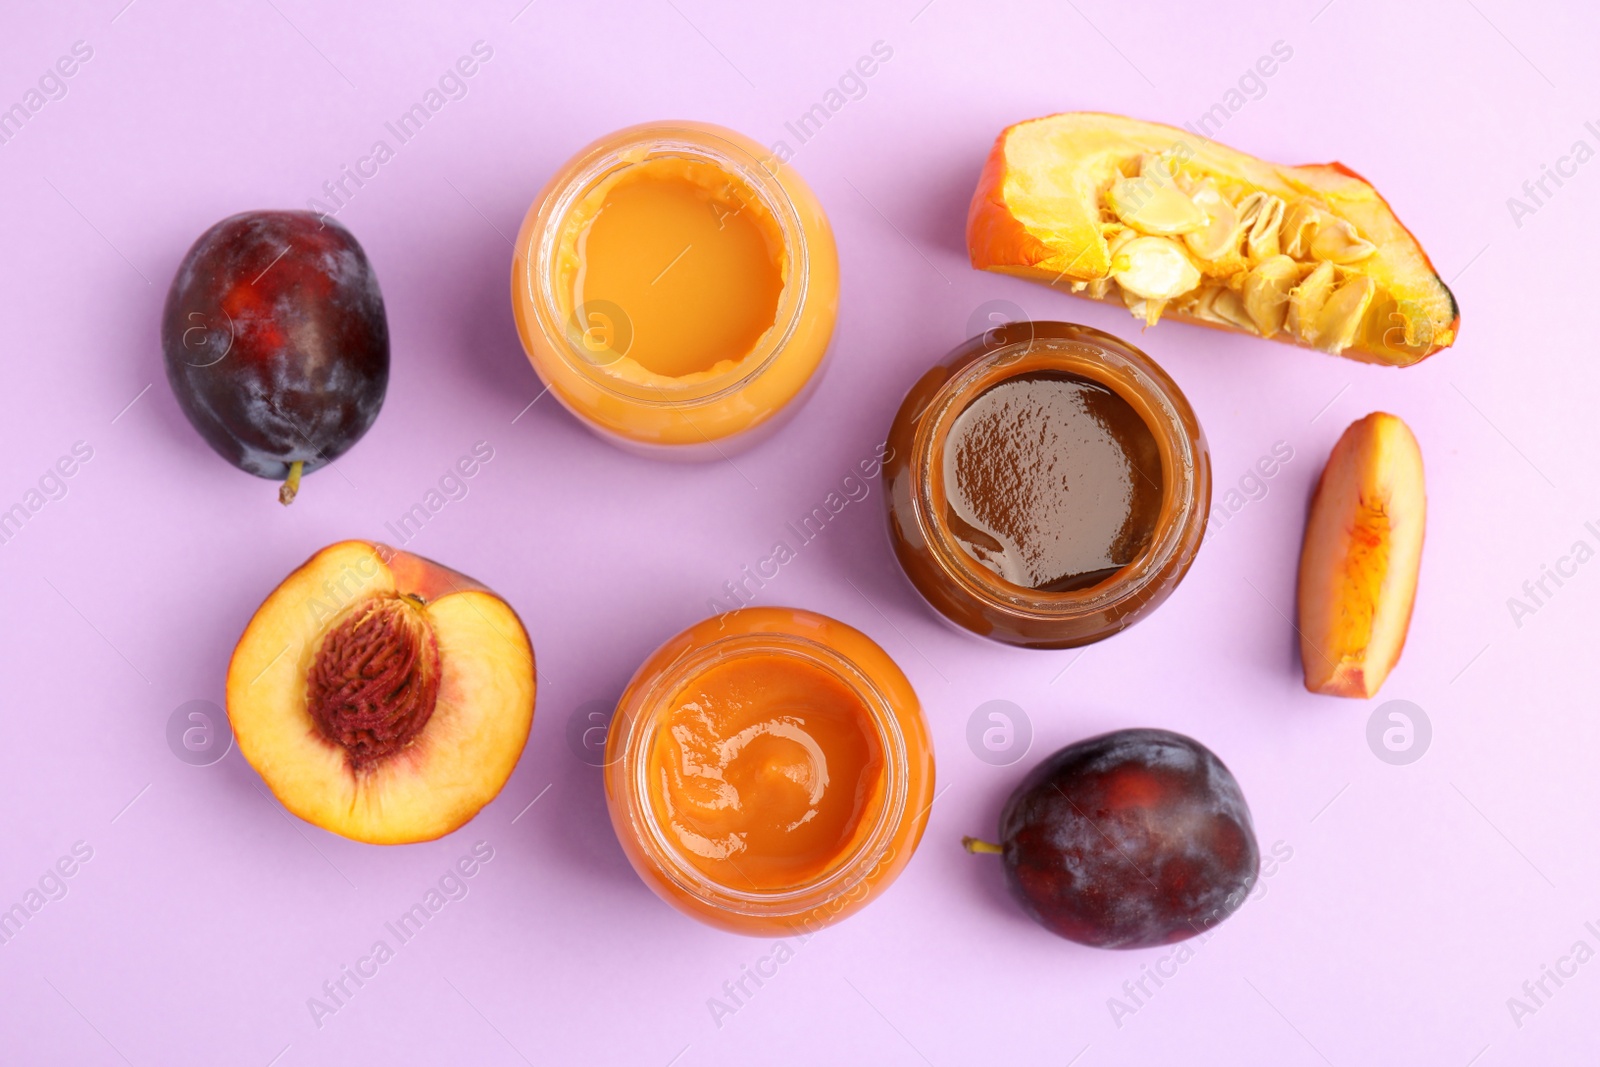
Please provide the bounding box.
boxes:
[512,122,838,457]
[604,607,934,935]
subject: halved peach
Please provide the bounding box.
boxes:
[226,541,535,843]
[1296,414,1425,698]
[968,112,1458,365]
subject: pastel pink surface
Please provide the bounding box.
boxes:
[1,1,1597,1064]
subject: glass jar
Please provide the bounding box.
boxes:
[603,607,934,935]
[511,121,838,458]
[884,321,1210,649]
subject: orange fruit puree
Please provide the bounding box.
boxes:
[512,122,839,454]
[604,608,933,935]
[646,651,885,892]
[569,156,785,381]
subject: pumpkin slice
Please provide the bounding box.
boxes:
[967,112,1458,366]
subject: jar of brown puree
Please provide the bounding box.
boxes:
[884,321,1209,649]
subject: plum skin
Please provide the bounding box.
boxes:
[997,728,1259,949]
[161,210,388,482]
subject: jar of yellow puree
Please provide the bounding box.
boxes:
[512,122,839,457]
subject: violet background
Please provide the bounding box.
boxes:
[1,0,1596,1063]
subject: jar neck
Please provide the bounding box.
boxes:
[529,127,811,408]
[620,631,910,923]
[912,324,1205,622]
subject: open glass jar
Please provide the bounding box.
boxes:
[603,607,934,936]
[884,321,1210,649]
[511,122,838,458]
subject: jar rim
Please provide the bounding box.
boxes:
[615,628,911,919]
[523,124,811,409]
[909,322,1206,623]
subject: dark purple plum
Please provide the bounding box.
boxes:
[966,728,1259,949]
[162,210,388,503]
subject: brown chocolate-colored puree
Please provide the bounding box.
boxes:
[943,371,1163,593]
[883,321,1210,649]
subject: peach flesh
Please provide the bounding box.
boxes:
[1296,412,1425,698]
[227,540,536,844]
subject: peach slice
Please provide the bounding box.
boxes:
[226,541,535,843]
[1296,414,1425,698]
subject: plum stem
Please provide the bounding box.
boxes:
[279,461,303,506]
[962,836,1003,855]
